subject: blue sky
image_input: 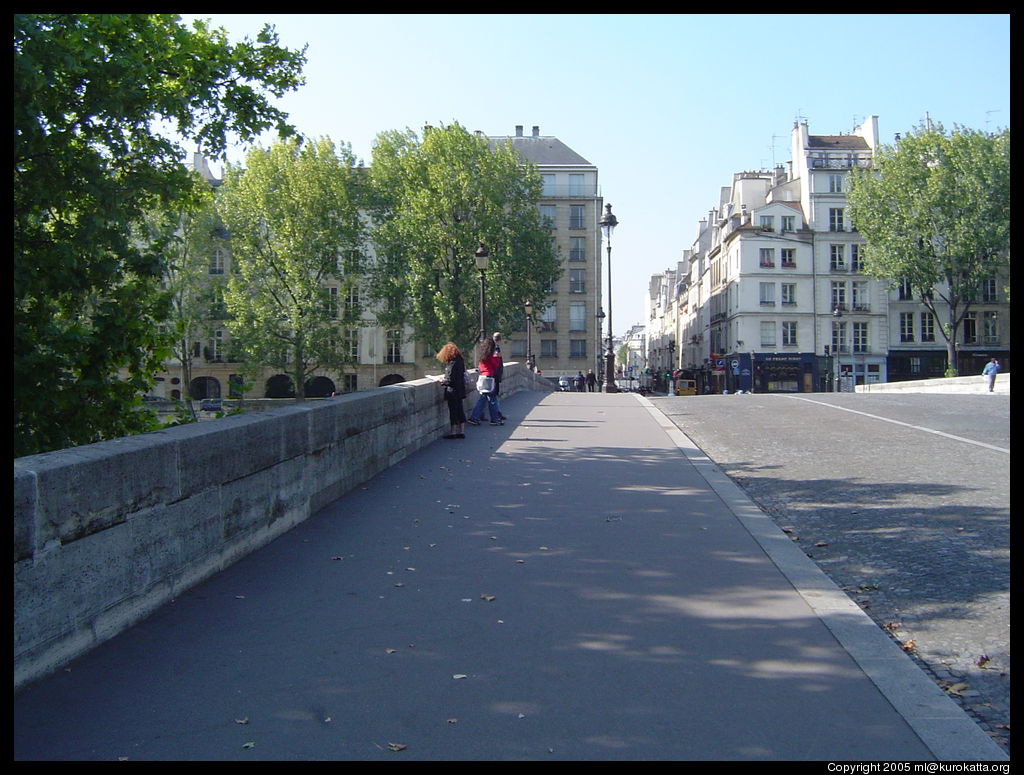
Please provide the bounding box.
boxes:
[181,13,1010,332]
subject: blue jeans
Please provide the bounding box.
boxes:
[470,392,500,421]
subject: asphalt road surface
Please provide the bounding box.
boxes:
[651,392,1010,755]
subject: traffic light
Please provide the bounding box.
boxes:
[824,345,831,355]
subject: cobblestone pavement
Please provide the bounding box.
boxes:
[652,392,1010,756]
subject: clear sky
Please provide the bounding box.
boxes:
[181,13,1010,334]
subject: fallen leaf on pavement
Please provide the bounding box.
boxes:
[387,742,406,752]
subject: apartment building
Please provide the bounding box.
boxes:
[492,126,605,381]
[653,116,1010,393]
[153,127,606,401]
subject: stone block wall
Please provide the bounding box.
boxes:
[13,363,552,690]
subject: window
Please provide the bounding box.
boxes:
[760,321,776,347]
[569,302,586,331]
[830,244,846,271]
[569,269,585,294]
[541,174,555,197]
[781,248,795,267]
[209,247,226,275]
[963,313,977,344]
[832,321,847,353]
[831,281,847,310]
[540,339,558,358]
[569,237,586,262]
[759,282,775,306]
[982,278,999,303]
[781,215,795,232]
[539,304,556,332]
[983,311,999,344]
[569,174,585,196]
[324,286,339,319]
[829,208,845,231]
[205,329,225,362]
[759,215,774,231]
[346,284,361,317]
[921,312,935,342]
[851,281,869,311]
[540,204,556,228]
[569,205,585,229]
[510,339,527,358]
[900,312,914,342]
[781,283,796,306]
[782,321,797,346]
[828,174,844,193]
[570,339,587,358]
[345,328,359,360]
[897,279,912,300]
[853,322,868,353]
[344,374,357,393]
[850,243,864,272]
[385,330,402,364]
[759,248,775,267]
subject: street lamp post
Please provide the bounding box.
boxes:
[599,204,619,393]
[524,300,535,372]
[475,242,490,343]
[832,306,843,392]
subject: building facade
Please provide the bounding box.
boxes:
[150,128,607,402]
[492,125,605,382]
[650,116,1010,393]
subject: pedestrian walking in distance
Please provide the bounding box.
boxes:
[437,342,466,439]
[982,358,1001,392]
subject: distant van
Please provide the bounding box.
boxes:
[675,380,697,396]
[199,398,222,411]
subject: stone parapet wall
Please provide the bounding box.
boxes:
[13,363,552,691]
[856,373,1009,394]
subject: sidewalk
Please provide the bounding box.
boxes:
[12,392,1006,761]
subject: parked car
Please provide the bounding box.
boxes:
[675,380,698,396]
[199,398,222,411]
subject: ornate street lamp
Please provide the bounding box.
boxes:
[475,242,490,343]
[832,306,843,392]
[524,300,535,372]
[599,204,619,393]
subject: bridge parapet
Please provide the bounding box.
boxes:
[13,363,552,691]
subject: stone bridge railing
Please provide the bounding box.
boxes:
[14,363,552,691]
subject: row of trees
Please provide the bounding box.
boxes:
[14,15,560,457]
[199,127,560,407]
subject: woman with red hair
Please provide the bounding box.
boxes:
[436,342,466,439]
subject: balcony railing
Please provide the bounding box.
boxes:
[810,158,872,170]
[541,183,600,198]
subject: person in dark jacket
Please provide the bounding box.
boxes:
[437,342,466,439]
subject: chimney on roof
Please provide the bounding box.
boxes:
[532,125,540,137]
[515,125,523,137]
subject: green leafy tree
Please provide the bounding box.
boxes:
[136,182,229,421]
[367,123,560,355]
[847,122,1010,375]
[14,13,306,456]
[216,137,366,399]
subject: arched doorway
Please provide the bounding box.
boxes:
[378,373,405,387]
[189,376,221,399]
[265,374,295,398]
[305,376,336,398]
